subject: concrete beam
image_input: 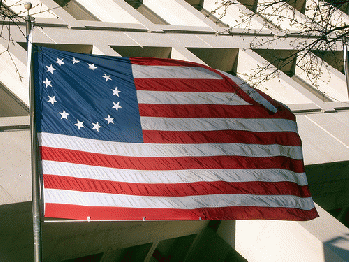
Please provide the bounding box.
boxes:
[218,204,349,262]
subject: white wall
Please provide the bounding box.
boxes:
[218,204,349,262]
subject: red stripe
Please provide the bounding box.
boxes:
[139,104,295,120]
[44,203,318,221]
[40,147,305,173]
[143,130,301,145]
[131,58,262,109]
[211,70,296,117]
[131,58,295,119]
[134,78,234,92]
[43,175,311,197]
[130,57,204,67]
[134,77,261,112]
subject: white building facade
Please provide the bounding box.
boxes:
[1,0,349,261]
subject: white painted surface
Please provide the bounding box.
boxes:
[0,44,28,106]
[295,52,348,102]
[234,204,349,262]
[235,219,324,262]
[306,0,349,30]
[143,0,208,26]
[0,129,31,205]
[75,0,141,23]
[296,112,349,165]
[236,49,314,104]
[257,0,310,32]
[203,0,274,33]
[4,0,58,18]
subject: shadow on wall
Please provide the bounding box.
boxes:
[305,161,349,211]
[324,234,349,261]
[0,201,213,262]
[0,201,34,262]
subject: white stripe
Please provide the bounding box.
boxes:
[132,64,222,79]
[136,90,250,105]
[141,117,298,132]
[42,160,309,185]
[38,133,303,159]
[44,189,315,210]
[218,71,278,113]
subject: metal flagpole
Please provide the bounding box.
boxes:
[344,39,349,93]
[344,2,349,93]
[25,2,42,262]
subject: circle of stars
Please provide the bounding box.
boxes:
[43,56,123,133]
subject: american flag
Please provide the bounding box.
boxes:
[33,46,318,221]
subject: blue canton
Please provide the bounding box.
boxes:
[33,46,143,143]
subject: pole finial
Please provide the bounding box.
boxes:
[24,2,32,11]
[24,2,33,35]
[24,2,32,16]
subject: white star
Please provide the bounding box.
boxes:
[92,122,101,132]
[112,87,121,97]
[72,57,80,64]
[56,58,64,66]
[46,64,56,74]
[112,102,122,111]
[103,74,112,81]
[104,115,114,124]
[47,96,57,105]
[43,78,52,88]
[75,120,84,129]
[59,111,69,119]
[88,63,97,70]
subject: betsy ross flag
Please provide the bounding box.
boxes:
[33,46,318,221]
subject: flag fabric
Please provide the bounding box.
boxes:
[33,46,318,221]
